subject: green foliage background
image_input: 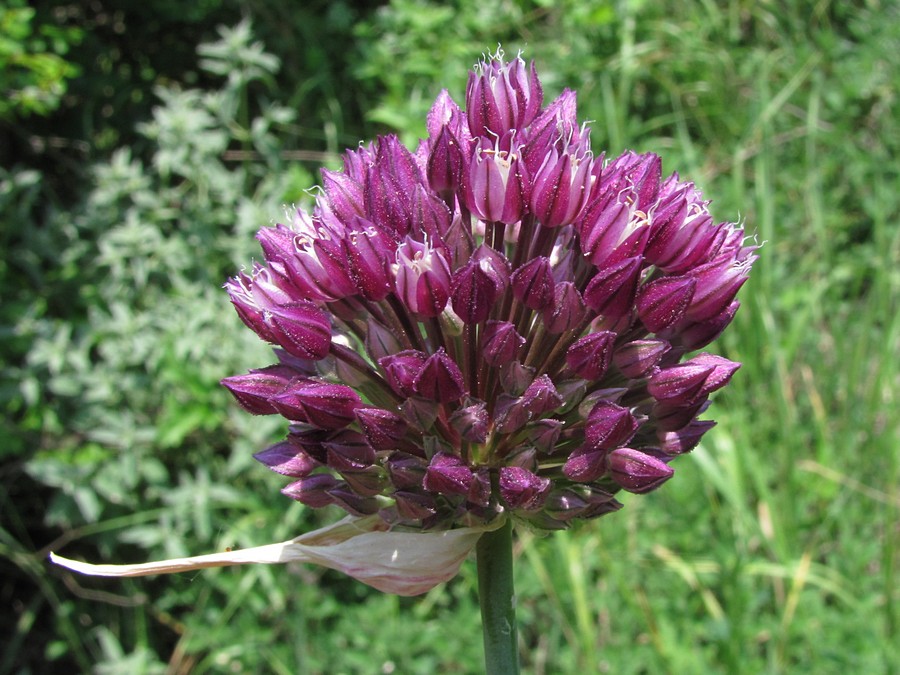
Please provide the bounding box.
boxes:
[2,1,898,672]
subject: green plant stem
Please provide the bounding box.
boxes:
[476,518,519,674]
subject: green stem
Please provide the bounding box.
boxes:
[476,518,520,674]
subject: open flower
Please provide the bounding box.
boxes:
[51,50,755,594]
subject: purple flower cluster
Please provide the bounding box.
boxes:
[223,51,756,531]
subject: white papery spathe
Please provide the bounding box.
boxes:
[51,515,505,596]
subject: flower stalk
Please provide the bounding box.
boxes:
[477,517,519,675]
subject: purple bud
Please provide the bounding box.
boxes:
[427,124,466,196]
[583,256,643,320]
[464,134,529,224]
[585,401,640,450]
[355,407,409,450]
[636,275,696,333]
[658,420,716,455]
[449,400,490,443]
[385,452,428,489]
[393,236,452,317]
[684,254,752,323]
[608,448,674,494]
[327,484,382,516]
[399,396,440,433]
[282,473,340,508]
[499,467,551,510]
[481,321,525,366]
[520,374,563,417]
[254,441,320,477]
[340,466,387,497]
[576,189,651,268]
[511,256,556,310]
[612,339,671,379]
[324,430,376,472]
[522,89,579,175]
[344,219,395,301]
[500,361,535,395]
[220,365,305,415]
[320,168,365,226]
[466,51,542,137]
[379,350,428,398]
[599,152,662,212]
[414,348,467,403]
[566,331,617,380]
[653,398,710,432]
[364,135,424,235]
[530,136,594,228]
[393,490,438,520]
[423,452,474,496]
[288,230,356,301]
[529,419,563,453]
[451,245,510,324]
[274,382,362,429]
[542,281,586,334]
[267,302,333,361]
[649,353,740,405]
[563,445,610,482]
[676,301,739,350]
[468,468,492,507]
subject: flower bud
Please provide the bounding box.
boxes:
[530,135,594,228]
[657,420,716,455]
[612,339,671,379]
[542,281,586,334]
[499,467,551,511]
[636,275,696,333]
[282,474,340,508]
[414,348,467,403]
[481,321,525,366]
[511,256,556,310]
[324,430,376,472]
[379,350,428,398]
[566,331,616,380]
[466,51,542,137]
[649,354,740,405]
[529,419,563,454]
[385,452,428,489]
[327,483,382,516]
[684,253,752,323]
[266,302,333,362]
[449,400,490,443]
[585,401,639,450]
[355,407,409,450]
[423,452,474,496]
[393,490,439,521]
[562,446,609,482]
[254,441,320,477]
[676,301,739,350]
[274,382,362,429]
[393,236,452,317]
[220,365,305,415]
[464,133,529,224]
[608,448,674,493]
[427,124,466,197]
[520,374,563,417]
[451,245,510,324]
[344,219,395,301]
[582,256,643,320]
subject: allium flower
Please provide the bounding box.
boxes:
[52,50,755,602]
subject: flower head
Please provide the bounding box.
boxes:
[52,50,756,595]
[224,51,757,533]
